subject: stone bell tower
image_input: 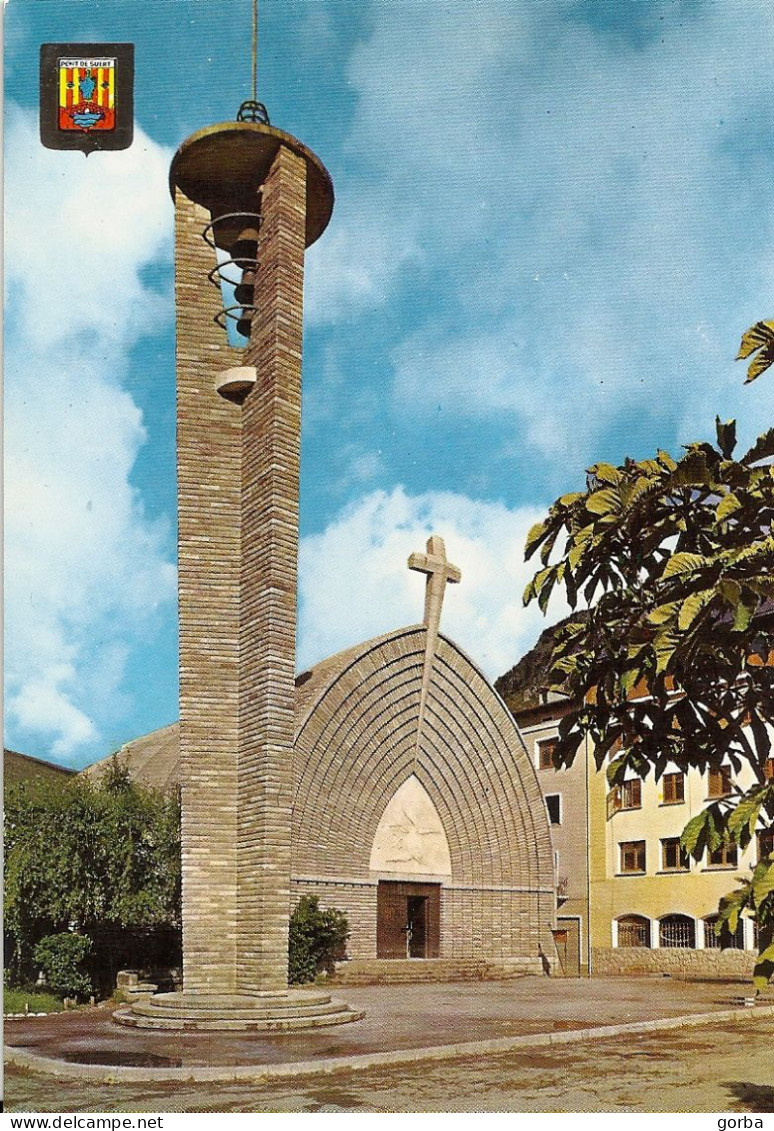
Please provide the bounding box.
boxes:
[116,106,360,1030]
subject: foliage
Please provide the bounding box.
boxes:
[3,988,66,1015]
[32,933,92,1000]
[288,895,349,985]
[523,410,774,988]
[4,759,181,987]
[737,321,774,384]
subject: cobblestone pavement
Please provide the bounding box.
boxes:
[5,1013,773,1113]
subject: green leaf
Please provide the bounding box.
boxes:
[646,601,680,626]
[742,427,774,465]
[525,520,548,560]
[715,492,741,522]
[715,416,737,459]
[677,588,714,631]
[732,599,754,633]
[662,552,707,579]
[753,943,774,992]
[737,320,774,383]
[681,811,710,856]
[585,486,621,517]
[752,860,774,907]
[591,462,622,485]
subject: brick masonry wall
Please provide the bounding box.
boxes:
[290,880,378,961]
[592,946,756,978]
[237,146,308,993]
[292,629,556,962]
[175,191,243,994]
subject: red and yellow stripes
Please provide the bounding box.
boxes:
[58,65,115,109]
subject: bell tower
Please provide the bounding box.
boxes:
[115,105,360,1030]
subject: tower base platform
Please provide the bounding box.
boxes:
[113,990,364,1032]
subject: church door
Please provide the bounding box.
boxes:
[376,880,440,959]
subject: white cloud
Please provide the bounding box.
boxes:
[308,0,774,463]
[4,105,176,762]
[297,486,567,680]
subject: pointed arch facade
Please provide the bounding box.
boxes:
[291,626,556,965]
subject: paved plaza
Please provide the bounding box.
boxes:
[4,978,773,1113]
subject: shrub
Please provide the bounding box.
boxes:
[288,895,349,985]
[33,932,92,1000]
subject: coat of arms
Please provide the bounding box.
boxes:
[58,57,115,133]
[40,43,134,153]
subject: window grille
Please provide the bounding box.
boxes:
[708,765,732,798]
[619,840,646,873]
[662,772,684,804]
[617,915,650,948]
[704,915,745,951]
[661,837,688,871]
[659,914,695,948]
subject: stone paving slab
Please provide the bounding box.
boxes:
[5,976,771,1083]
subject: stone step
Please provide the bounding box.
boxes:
[114,1005,365,1032]
[112,989,364,1032]
[127,996,350,1022]
[329,958,535,986]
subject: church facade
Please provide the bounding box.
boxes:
[292,623,556,966]
[87,541,557,973]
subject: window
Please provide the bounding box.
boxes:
[621,779,641,809]
[659,914,695,948]
[619,840,646,874]
[708,765,732,798]
[545,794,562,825]
[758,828,774,863]
[707,841,738,868]
[617,915,650,948]
[661,837,688,872]
[607,779,642,818]
[662,772,685,804]
[537,738,557,770]
[704,915,745,951]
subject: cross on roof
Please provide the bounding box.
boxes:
[408,535,462,758]
[408,534,461,637]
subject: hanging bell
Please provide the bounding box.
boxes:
[215,365,257,404]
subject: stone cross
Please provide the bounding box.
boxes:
[408,534,462,637]
[408,535,462,755]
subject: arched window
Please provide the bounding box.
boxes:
[617,914,650,948]
[659,914,695,948]
[704,915,745,951]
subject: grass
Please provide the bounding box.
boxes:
[4,988,64,1014]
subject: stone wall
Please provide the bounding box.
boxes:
[175,191,242,995]
[592,946,756,978]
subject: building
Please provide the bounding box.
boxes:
[88,557,557,975]
[498,622,768,977]
[4,748,77,788]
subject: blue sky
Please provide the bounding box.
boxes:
[5,0,774,768]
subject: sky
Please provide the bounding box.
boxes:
[5,0,774,769]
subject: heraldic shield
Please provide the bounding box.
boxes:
[40,43,134,153]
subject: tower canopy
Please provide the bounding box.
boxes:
[169,120,334,252]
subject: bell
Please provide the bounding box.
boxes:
[236,311,254,339]
[231,227,259,268]
[234,269,255,306]
[215,365,257,404]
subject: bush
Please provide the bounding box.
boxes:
[33,932,92,1000]
[288,895,349,985]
